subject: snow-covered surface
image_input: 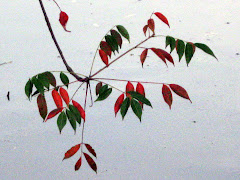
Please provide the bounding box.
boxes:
[0,0,240,179]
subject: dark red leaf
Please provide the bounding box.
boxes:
[37,94,48,120]
[169,84,192,103]
[85,144,97,158]
[59,11,71,32]
[84,153,97,173]
[95,82,102,95]
[143,25,148,36]
[63,144,81,160]
[110,30,123,48]
[114,93,125,116]
[157,49,174,65]
[140,49,148,67]
[99,49,109,66]
[147,19,155,33]
[151,48,167,66]
[45,107,63,122]
[154,12,170,28]
[126,81,134,97]
[72,100,86,121]
[136,82,145,108]
[100,41,112,58]
[162,84,173,109]
[75,157,82,171]
[59,87,70,106]
[52,89,63,108]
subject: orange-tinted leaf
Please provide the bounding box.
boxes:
[154,12,170,28]
[59,87,70,106]
[59,11,71,32]
[100,41,112,58]
[63,144,81,160]
[85,144,97,158]
[45,107,63,122]
[114,93,125,116]
[99,49,109,66]
[126,81,134,97]
[84,153,97,173]
[157,49,174,65]
[147,19,155,33]
[162,84,173,109]
[143,25,148,36]
[140,49,148,67]
[37,94,48,120]
[75,157,82,171]
[151,48,167,66]
[136,82,145,108]
[169,84,192,103]
[72,100,86,121]
[52,89,63,108]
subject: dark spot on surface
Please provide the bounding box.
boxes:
[236,53,239,55]
[226,22,230,24]
[7,91,10,101]
[192,121,196,123]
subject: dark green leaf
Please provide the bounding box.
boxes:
[194,43,217,59]
[95,88,112,102]
[60,72,69,88]
[43,71,56,87]
[69,105,81,124]
[99,84,108,94]
[32,90,39,97]
[120,97,130,119]
[166,36,176,53]
[66,109,77,133]
[25,79,33,100]
[131,99,142,121]
[110,30,122,48]
[57,111,67,134]
[127,91,152,107]
[185,43,195,65]
[116,25,130,42]
[105,35,119,53]
[31,76,45,95]
[38,73,50,90]
[176,39,185,61]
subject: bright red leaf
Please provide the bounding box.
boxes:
[99,49,109,66]
[143,25,148,36]
[59,87,70,106]
[84,153,97,173]
[114,93,124,116]
[75,157,82,171]
[72,100,86,121]
[151,48,167,66]
[154,12,170,28]
[140,49,148,67]
[37,94,48,120]
[126,81,134,97]
[45,107,63,122]
[162,84,173,109]
[85,144,97,158]
[136,82,145,108]
[147,19,155,33]
[63,144,81,160]
[59,11,71,32]
[169,84,192,103]
[52,89,63,108]
[157,49,174,65]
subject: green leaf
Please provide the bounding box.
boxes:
[57,111,67,134]
[95,88,112,102]
[110,30,122,48]
[38,73,50,90]
[69,105,81,124]
[43,71,56,87]
[60,72,69,88]
[185,43,195,65]
[194,43,217,59]
[99,84,108,94]
[131,99,142,121]
[166,36,176,53]
[105,35,119,53]
[116,25,130,42]
[31,76,45,95]
[120,97,130,119]
[176,39,185,61]
[127,91,152,107]
[25,79,33,100]
[66,109,77,133]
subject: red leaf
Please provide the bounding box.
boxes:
[147,19,155,33]
[45,107,63,122]
[99,49,109,66]
[52,89,63,108]
[75,157,82,171]
[154,12,170,28]
[110,30,123,48]
[157,49,174,65]
[162,84,173,109]
[37,94,48,120]
[140,49,148,67]
[95,82,102,95]
[126,81,134,97]
[72,100,86,121]
[59,87,70,106]
[59,11,71,32]
[143,25,148,36]
[85,144,97,158]
[63,144,81,160]
[151,48,167,66]
[169,84,192,103]
[84,153,97,173]
[136,82,145,108]
[100,41,112,58]
[114,93,125,116]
